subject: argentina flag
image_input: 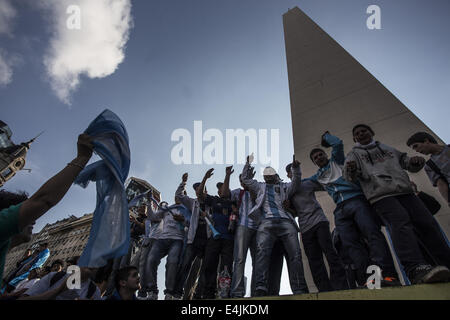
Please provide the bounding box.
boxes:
[75,109,131,268]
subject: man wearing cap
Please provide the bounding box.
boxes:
[308,131,399,288]
[344,124,450,284]
[241,155,308,296]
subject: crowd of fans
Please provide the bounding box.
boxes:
[0,125,449,300]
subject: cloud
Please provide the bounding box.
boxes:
[0,51,13,85]
[0,0,16,36]
[43,0,133,104]
[0,0,17,86]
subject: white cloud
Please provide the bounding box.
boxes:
[0,0,17,86]
[43,0,133,104]
[0,0,16,36]
[0,51,13,86]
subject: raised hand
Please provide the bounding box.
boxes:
[247,153,254,164]
[182,172,188,183]
[77,133,94,160]
[204,168,214,179]
[249,167,256,179]
[225,166,234,176]
[346,160,357,173]
[292,154,300,168]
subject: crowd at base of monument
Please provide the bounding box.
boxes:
[1,111,449,301]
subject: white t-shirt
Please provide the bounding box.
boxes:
[24,271,101,300]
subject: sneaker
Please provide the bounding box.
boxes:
[254,289,267,297]
[164,293,173,300]
[380,277,402,287]
[410,265,450,284]
[136,290,148,300]
[147,291,159,300]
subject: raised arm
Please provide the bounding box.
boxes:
[175,173,195,209]
[286,155,302,198]
[198,168,214,202]
[18,134,93,230]
[241,157,259,196]
[322,132,345,165]
[220,166,234,199]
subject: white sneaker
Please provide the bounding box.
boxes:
[136,290,148,300]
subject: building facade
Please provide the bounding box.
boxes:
[4,213,93,277]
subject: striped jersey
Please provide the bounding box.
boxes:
[261,184,292,220]
[230,189,258,230]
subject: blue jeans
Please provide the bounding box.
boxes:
[301,221,349,291]
[334,196,397,285]
[146,238,183,295]
[136,238,155,293]
[254,219,308,295]
[373,194,450,275]
[230,225,257,298]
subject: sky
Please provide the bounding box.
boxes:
[1,0,449,297]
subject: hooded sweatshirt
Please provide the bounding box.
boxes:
[147,204,188,241]
[343,141,422,203]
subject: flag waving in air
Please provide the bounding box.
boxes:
[75,109,131,268]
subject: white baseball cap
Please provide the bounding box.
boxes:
[263,166,277,176]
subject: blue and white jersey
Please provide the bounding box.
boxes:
[261,184,292,220]
[230,189,258,230]
[309,133,363,205]
[241,162,301,230]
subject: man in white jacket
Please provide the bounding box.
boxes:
[241,155,308,296]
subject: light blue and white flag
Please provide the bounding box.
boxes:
[128,190,151,208]
[75,109,131,268]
